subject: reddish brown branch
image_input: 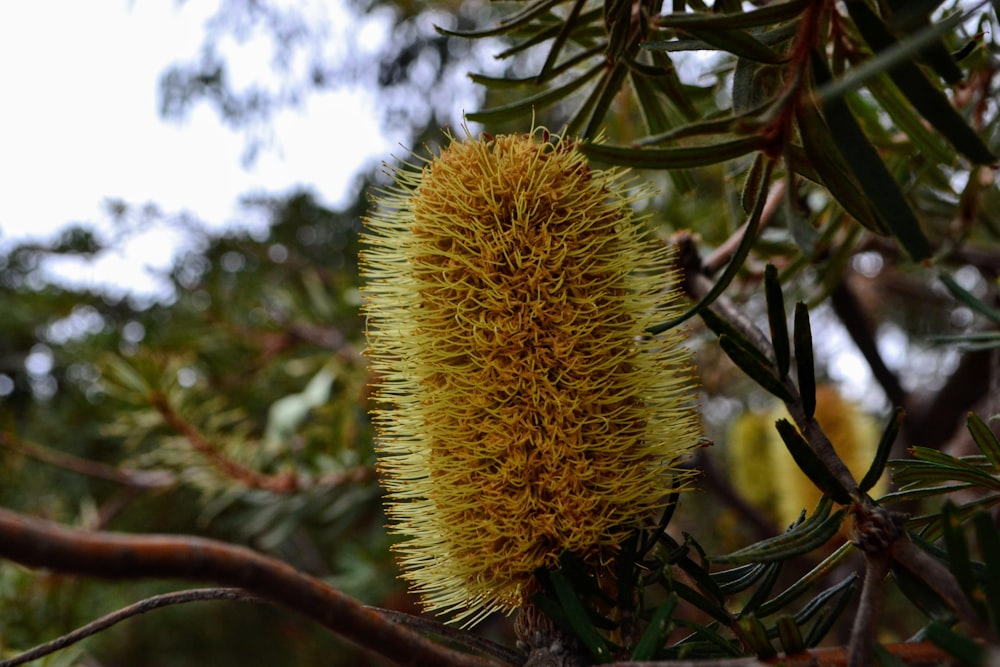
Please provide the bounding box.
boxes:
[607,641,950,666]
[0,588,265,667]
[150,393,300,493]
[0,432,175,490]
[0,508,506,667]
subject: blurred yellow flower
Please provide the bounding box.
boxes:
[362,129,702,625]
[728,385,885,528]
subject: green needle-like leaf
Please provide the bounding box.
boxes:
[845,0,995,165]
[580,135,766,169]
[774,419,853,505]
[967,412,1000,471]
[549,568,612,662]
[925,620,987,665]
[794,301,816,419]
[939,273,1000,325]
[764,264,790,378]
[631,595,678,660]
[656,0,806,30]
[436,0,569,38]
[941,501,986,617]
[775,614,805,655]
[720,335,793,401]
[973,511,1000,635]
[812,54,932,261]
[647,159,774,333]
[466,63,603,124]
[860,407,904,493]
[682,27,787,64]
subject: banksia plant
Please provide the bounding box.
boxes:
[361,129,702,626]
[728,385,884,529]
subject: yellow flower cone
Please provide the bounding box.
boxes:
[362,129,702,625]
[727,385,886,529]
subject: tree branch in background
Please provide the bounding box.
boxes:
[0,588,265,667]
[905,347,994,450]
[0,507,507,667]
[0,432,176,491]
[692,449,780,543]
[830,277,908,409]
[150,393,300,493]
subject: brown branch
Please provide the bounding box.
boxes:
[0,432,175,490]
[606,641,951,666]
[150,393,300,493]
[375,607,524,665]
[0,588,266,667]
[693,449,781,543]
[829,278,907,409]
[0,507,507,667]
[702,180,786,276]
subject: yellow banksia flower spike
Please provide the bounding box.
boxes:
[728,385,885,529]
[361,129,702,626]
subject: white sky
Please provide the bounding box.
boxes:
[0,1,394,298]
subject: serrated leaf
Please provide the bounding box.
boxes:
[631,595,678,660]
[812,55,932,261]
[774,419,853,505]
[967,412,1000,471]
[860,407,904,493]
[764,264,790,378]
[794,302,817,418]
[845,0,995,165]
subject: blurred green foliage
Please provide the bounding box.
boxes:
[3,0,1000,664]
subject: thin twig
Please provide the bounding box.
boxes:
[702,180,786,276]
[0,432,175,490]
[0,588,265,667]
[374,607,524,665]
[150,394,300,493]
[0,507,507,667]
[605,641,951,666]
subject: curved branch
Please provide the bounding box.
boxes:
[0,588,265,667]
[0,508,506,667]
